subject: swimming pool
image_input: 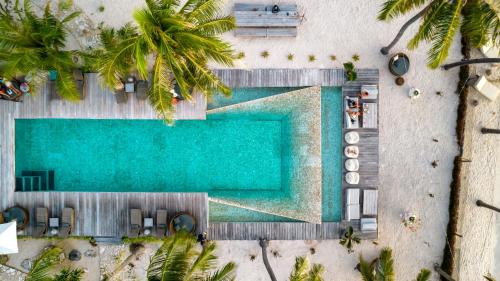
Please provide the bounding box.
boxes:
[15,87,342,222]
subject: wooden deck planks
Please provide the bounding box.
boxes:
[12,192,208,237]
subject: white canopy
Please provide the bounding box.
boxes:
[0,221,18,254]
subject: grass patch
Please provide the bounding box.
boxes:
[122,236,163,244]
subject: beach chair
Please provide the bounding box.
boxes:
[73,69,85,100]
[360,218,377,232]
[480,41,500,58]
[129,209,142,237]
[48,71,59,100]
[136,79,149,100]
[344,96,360,129]
[33,207,48,237]
[156,209,167,237]
[473,75,499,101]
[58,208,75,238]
[114,82,128,103]
[345,189,360,221]
[363,190,378,216]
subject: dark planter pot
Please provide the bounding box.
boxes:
[389,53,410,76]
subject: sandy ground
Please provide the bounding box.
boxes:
[2,0,499,280]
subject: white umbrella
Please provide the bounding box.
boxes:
[0,221,19,254]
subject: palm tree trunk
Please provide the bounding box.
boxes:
[481,128,500,134]
[434,264,456,281]
[442,58,500,70]
[476,200,500,213]
[259,238,277,281]
[380,3,432,55]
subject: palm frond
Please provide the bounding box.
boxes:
[308,263,325,281]
[415,268,431,281]
[193,16,236,36]
[204,262,236,281]
[427,0,463,68]
[186,0,224,23]
[408,1,447,49]
[149,52,175,123]
[375,248,395,281]
[54,68,80,100]
[187,242,217,278]
[52,268,84,281]
[378,0,427,21]
[289,256,309,281]
[358,255,375,281]
[462,0,500,48]
[25,246,63,281]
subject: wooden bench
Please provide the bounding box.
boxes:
[234,3,300,37]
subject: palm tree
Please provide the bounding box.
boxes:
[25,246,83,281]
[289,256,325,281]
[357,247,431,281]
[378,0,499,68]
[0,0,81,99]
[146,232,236,281]
[339,226,361,254]
[96,0,235,122]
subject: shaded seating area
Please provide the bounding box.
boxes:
[170,213,196,234]
[0,76,30,102]
[0,206,29,230]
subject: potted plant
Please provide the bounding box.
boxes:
[343,62,358,81]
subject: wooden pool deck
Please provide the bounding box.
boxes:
[0,69,379,240]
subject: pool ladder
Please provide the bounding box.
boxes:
[15,170,55,191]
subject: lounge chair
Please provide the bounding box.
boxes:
[345,189,360,221]
[363,190,378,216]
[129,209,142,237]
[473,75,499,101]
[73,69,85,100]
[136,79,149,100]
[33,207,48,237]
[114,82,128,103]
[360,218,377,232]
[344,96,360,129]
[58,208,75,238]
[156,209,167,237]
[480,41,500,58]
[48,71,59,100]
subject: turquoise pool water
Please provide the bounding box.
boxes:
[15,87,342,222]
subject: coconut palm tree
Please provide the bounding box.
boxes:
[96,0,235,122]
[0,0,81,99]
[146,232,236,281]
[25,246,83,281]
[357,247,431,281]
[339,226,361,254]
[289,256,325,281]
[378,0,499,68]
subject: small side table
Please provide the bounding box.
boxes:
[49,217,59,236]
[144,218,153,236]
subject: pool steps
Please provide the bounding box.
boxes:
[15,170,54,191]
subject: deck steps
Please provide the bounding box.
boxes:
[15,170,54,191]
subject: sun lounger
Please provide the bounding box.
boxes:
[362,103,377,128]
[114,82,128,103]
[344,96,360,129]
[58,208,74,238]
[361,218,377,232]
[473,75,499,101]
[363,190,378,216]
[360,85,378,100]
[129,209,142,237]
[73,69,85,100]
[156,209,167,237]
[345,189,360,221]
[136,79,149,100]
[480,41,500,58]
[33,207,48,237]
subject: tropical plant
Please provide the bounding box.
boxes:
[25,246,84,281]
[287,53,294,61]
[343,62,358,81]
[289,256,324,281]
[339,226,361,254]
[329,55,337,61]
[261,50,270,58]
[357,247,431,281]
[378,0,500,68]
[484,273,497,281]
[308,55,316,62]
[146,232,236,281]
[95,0,235,122]
[352,54,360,62]
[0,0,81,99]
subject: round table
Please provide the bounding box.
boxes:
[388,53,410,76]
[169,213,196,234]
[2,206,29,230]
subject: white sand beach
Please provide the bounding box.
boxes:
[1,0,498,280]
